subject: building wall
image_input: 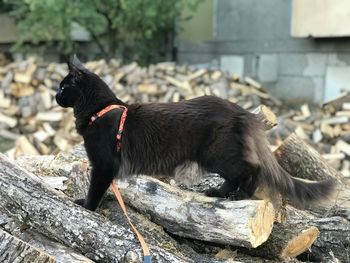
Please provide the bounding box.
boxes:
[178,0,350,103]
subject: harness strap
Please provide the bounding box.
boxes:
[115,106,127,152]
[89,104,122,125]
[89,104,151,263]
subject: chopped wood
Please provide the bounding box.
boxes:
[137,83,158,95]
[187,69,207,83]
[294,126,309,140]
[42,122,56,137]
[244,77,262,89]
[0,229,56,263]
[36,112,63,122]
[33,130,50,142]
[15,145,341,262]
[10,83,35,97]
[335,140,350,156]
[0,113,17,128]
[322,153,346,160]
[274,133,346,184]
[312,128,322,143]
[250,223,320,259]
[335,110,350,117]
[320,123,335,138]
[165,76,191,91]
[15,136,40,156]
[117,176,275,248]
[300,104,311,117]
[1,212,94,263]
[39,87,52,109]
[317,115,349,125]
[0,153,205,263]
[342,102,350,110]
[14,149,276,249]
[322,91,350,112]
[0,129,20,140]
[0,90,11,108]
[0,58,281,158]
[251,105,277,130]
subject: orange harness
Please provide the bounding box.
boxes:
[89,105,151,263]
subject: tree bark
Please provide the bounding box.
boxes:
[117,176,275,248]
[0,229,56,263]
[274,133,346,184]
[1,212,94,263]
[306,216,350,262]
[15,138,348,258]
[0,153,209,263]
[16,151,275,249]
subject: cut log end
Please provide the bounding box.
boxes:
[281,226,320,258]
[252,105,278,130]
[249,201,275,248]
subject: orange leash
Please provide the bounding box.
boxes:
[110,181,152,263]
[89,105,151,262]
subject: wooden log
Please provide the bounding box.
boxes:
[14,154,228,263]
[316,115,349,125]
[36,112,63,122]
[342,102,350,110]
[0,153,203,263]
[1,213,93,263]
[0,229,55,263]
[15,150,275,249]
[15,148,90,200]
[277,203,350,262]
[15,136,40,156]
[244,77,262,89]
[283,211,350,263]
[0,113,17,128]
[248,222,319,259]
[251,105,277,130]
[335,140,350,157]
[322,91,350,112]
[274,133,345,184]
[306,217,350,262]
[117,176,275,248]
[18,147,342,258]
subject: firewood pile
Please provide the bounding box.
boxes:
[0,57,280,159]
[0,58,349,262]
[269,92,350,181]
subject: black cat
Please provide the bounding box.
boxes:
[56,55,335,211]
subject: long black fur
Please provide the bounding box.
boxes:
[56,55,335,211]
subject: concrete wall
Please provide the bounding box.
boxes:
[178,0,350,103]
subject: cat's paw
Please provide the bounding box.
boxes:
[74,198,85,206]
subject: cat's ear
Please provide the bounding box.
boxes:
[67,54,87,78]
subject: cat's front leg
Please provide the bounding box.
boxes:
[76,161,118,211]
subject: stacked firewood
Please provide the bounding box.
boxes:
[269,91,350,180]
[0,57,349,177]
[0,57,279,159]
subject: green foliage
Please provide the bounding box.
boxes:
[3,0,203,64]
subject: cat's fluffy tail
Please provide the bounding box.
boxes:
[248,123,336,206]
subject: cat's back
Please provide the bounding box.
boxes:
[128,95,242,120]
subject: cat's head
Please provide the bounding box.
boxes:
[56,55,92,108]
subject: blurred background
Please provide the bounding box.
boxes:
[0,0,349,179]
